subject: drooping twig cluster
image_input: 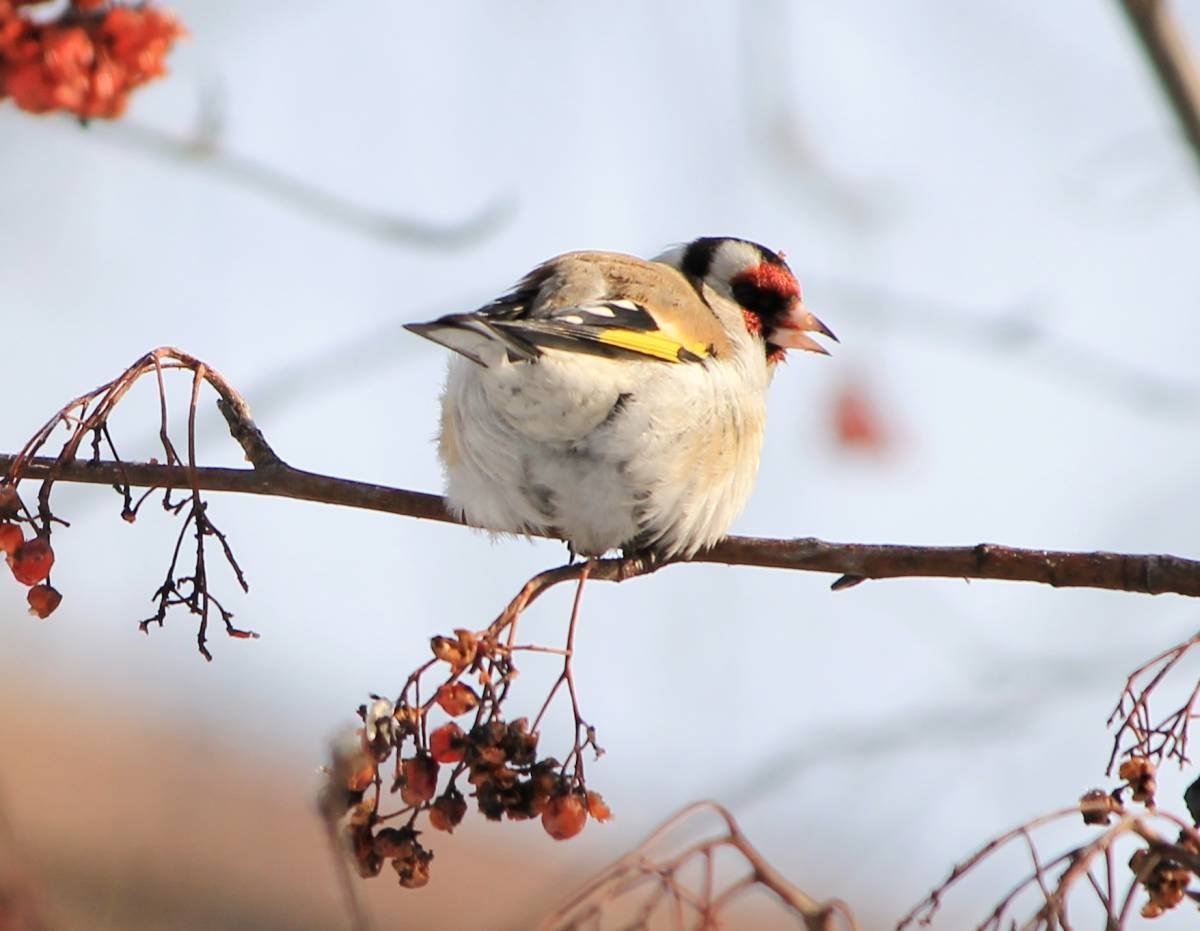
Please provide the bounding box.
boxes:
[0,0,183,119]
[1108,631,1200,773]
[0,347,265,658]
[319,563,613,890]
[899,758,1200,929]
[544,801,859,931]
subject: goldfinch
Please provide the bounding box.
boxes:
[405,237,835,560]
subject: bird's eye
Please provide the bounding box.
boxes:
[731,279,789,326]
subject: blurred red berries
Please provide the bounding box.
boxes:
[0,1,185,119]
[831,379,891,455]
[10,536,54,585]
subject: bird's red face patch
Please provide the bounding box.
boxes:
[730,262,802,360]
[732,262,801,303]
[741,308,763,338]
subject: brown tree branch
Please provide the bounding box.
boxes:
[2,450,1199,597]
[1118,0,1200,178]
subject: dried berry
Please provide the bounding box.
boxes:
[0,523,24,560]
[1119,757,1158,805]
[349,823,383,879]
[429,722,465,764]
[586,790,612,822]
[372,827,416,860]
[542,792,587,841]
[400,753,439,806]
[434,681,479,716]
[0,486,20,520]
[26,584,61,619]
[1079,788,1116,826]
[503,718,538,765]
[10,537,53,585]
[392,839,433,889]
[429,789,467,833]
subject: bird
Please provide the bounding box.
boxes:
[405,237,835,563]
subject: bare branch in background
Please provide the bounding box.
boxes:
[543,801,860,931]
[899,793,1200,929]
[739,0,885,229]
[1118,0,1200,179]
[77,92,513,249]
[817,276,1200,415]
[0,781,49,931]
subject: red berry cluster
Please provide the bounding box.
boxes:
[0,0,183,119]
[322,629,611,889]
[0,487,60,619]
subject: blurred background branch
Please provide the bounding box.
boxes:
[81,89,513,249]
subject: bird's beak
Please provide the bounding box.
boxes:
[772,302,838,355]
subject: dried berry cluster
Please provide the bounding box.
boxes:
[1080,757,1200,919]
[0,485,60,619]
[0,0,183,119]
[321,627,611,889]
[1129,842,1198,919]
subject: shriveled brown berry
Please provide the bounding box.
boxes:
[586,790,612,822]
[530,759,564,795]
[0,486,20,520]
[1080,788,1116,826]
[26,584,62,619]
[435,681,479,716]
[392,839,433,889]
[429,789,467,833]
[1119,757,1158,805]
[475,780,505,821]
[392,703,422,738]
[504,718,538,765]
[430,628,478,670]
[1148,864,1191,912]
[0,523,23,560]
[429,722,465,764]
[10,537,53,585]
[349,823,383,879]
[542,792,587,841]
[400,753,439,806]
[372,827,416,860]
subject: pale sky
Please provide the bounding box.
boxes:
[3,2,1200,927]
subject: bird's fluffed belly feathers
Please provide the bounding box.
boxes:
[439,351,768,558]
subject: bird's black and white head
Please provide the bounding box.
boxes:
[658,237,836,363]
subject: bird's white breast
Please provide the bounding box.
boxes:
[438,346,769,558]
